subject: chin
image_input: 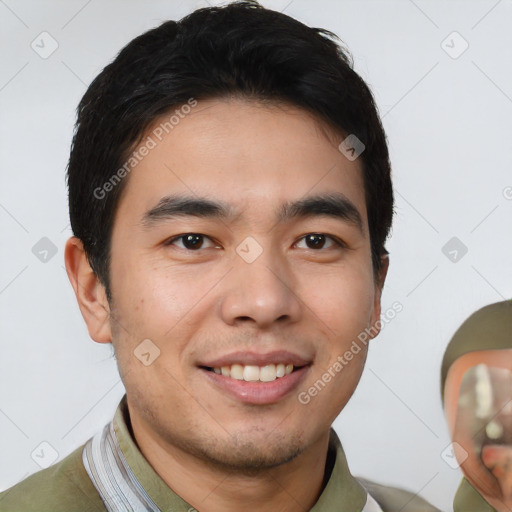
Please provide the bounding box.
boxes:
[174,427,306,474]
[201,438,304,474]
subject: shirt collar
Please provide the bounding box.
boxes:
[113,395,367,511]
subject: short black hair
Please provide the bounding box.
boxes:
[67,0,394,301]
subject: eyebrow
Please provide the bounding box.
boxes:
[141,192,364,234]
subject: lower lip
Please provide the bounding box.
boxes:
[200,366,310,405]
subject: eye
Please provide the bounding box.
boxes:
[164,233,219,251]
[295,233,345,250]
[164,233,344,251]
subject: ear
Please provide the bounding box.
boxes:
[369,253,390,338]
[64,236,112,344]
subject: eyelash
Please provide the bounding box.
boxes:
[164,233,346,251]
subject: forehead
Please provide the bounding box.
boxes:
[115,98,368,229]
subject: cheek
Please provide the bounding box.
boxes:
[109,259,228,382]
[297,263,376,334]
[112,258,211,335]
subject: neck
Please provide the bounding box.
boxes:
[130,415,331,512]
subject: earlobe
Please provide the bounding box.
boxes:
[64,236,112,344]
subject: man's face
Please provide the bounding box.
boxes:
[106,98,386,471]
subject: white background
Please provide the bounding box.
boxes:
[1,1,511,511]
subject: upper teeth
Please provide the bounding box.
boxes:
[212,363,294,381]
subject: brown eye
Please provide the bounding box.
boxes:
[166,234,217,250]
[295,234,343,250]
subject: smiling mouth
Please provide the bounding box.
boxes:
[202,363,303,382]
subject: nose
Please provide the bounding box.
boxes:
[219,245,302,330]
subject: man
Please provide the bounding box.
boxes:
[0,1,439,510]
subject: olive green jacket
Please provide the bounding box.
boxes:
[453,478,497,512]
[0,397,440,512]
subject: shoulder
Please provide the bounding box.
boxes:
[0,444,106,512]
[357,477,442,512]
[453,477,496,512]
